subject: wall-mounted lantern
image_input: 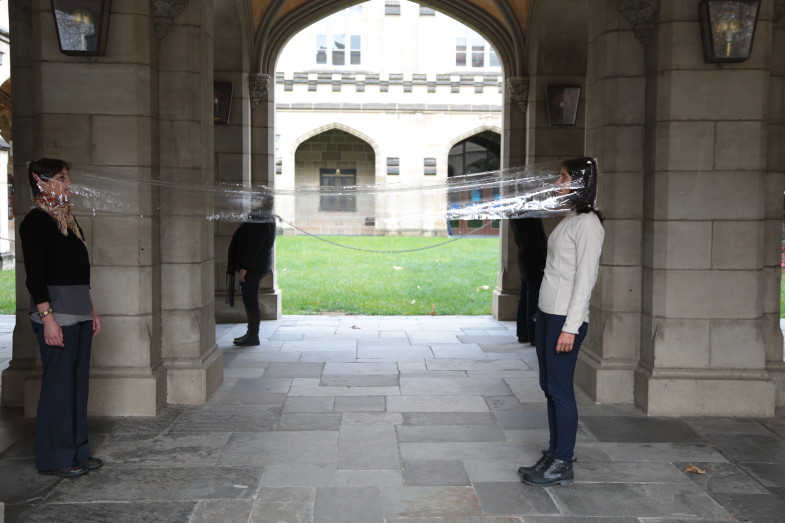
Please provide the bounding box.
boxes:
[699,0,760,63]
[544,85,581,127]
[51,0,112,56]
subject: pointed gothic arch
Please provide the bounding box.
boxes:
[290,122,381,159]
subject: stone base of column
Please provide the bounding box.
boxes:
[215,288,281,323]
[166,344,224,405]
[1,359,36,407]
[574,351,635,404]
[492,287,518,321]
[634,365,776,416]
[767,361,785,407]
[24,363,168,416]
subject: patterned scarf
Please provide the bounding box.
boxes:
[34,193,85,243]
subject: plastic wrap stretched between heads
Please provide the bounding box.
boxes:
[561,157,599,216]
[58,161,585,229]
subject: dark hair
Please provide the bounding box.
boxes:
[28,158,69,196]
[562,156,604,223]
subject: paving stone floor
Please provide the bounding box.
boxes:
[0,315,784,522]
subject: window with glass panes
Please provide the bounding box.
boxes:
[314,5,362,66]
[455,28,500,68]
[320,169,357,212]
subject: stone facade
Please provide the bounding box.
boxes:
[3,0,784,417]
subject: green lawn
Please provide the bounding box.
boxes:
[781,270,785,318]
[277,235,500,315]
[0,270,14,315]
[0,236,501,316]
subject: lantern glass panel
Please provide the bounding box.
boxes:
[702,0,759,62]
[51,0,110,55]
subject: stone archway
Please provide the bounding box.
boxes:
[291,128,376,235]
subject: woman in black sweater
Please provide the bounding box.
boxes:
[19,158,102,479]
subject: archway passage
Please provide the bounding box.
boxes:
[3,0,782,419]
[293,129,376,235]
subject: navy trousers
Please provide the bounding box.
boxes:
[33,320,93,471]
[534,310,588,462]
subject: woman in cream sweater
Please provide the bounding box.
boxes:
[518,157,604,487]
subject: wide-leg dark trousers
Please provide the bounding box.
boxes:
[534,310,588,462]
[33,320,92,471]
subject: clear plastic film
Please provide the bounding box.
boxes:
[57,161,584,233]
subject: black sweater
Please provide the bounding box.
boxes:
[20,208,90,304]
[227,222,276,274]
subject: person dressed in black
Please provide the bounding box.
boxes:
[510,217,547,345]
[226,197,276,346]
[19,158,102,479]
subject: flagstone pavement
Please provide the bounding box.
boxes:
[0,314,784,522]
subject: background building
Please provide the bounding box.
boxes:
[272,0,502,237]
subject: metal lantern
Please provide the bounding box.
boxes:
[51,0,112,56]
[699,0,760,63]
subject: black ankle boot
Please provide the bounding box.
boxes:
[521,457,573,487]
[233,333,260,346]
[517,450,553,478]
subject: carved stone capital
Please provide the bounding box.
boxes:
[9,0,33,26]
[151,0,187,40]
[618,0,659,45]
[506,77,529,115]
[775,0,785,22]
[250,73,271,109]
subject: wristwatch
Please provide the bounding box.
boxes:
[39,307,54,319]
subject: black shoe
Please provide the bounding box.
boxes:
[521,457,573,487]
[233,334,260,346]
[518,336,529,344]
[76,457,103,470]
[39,463,90,479]
[517,450,553,478]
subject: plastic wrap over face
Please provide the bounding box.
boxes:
[560,157,599,213]
[62,162,585,231]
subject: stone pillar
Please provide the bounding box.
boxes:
[4,0,40,408]
[635,0,775,416]
[493,77,528,321]
[7,0,168,415]
[157,0,223,404]
[248,72,281,320]
[212,12,252,323]
[576,0,648,404]
[764,2,785,406]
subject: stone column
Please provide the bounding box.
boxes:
[575,0,648,404]
[156,0,223,404]
[764,2,785,406]
[4,0,41,408]
[493,77,528,321]
[248,72,281,320]
[7,0,168,415]
[636,0,775,416]
[212,9,252,322]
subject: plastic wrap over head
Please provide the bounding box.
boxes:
[28,158,71,204]
[561,157,599,213]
